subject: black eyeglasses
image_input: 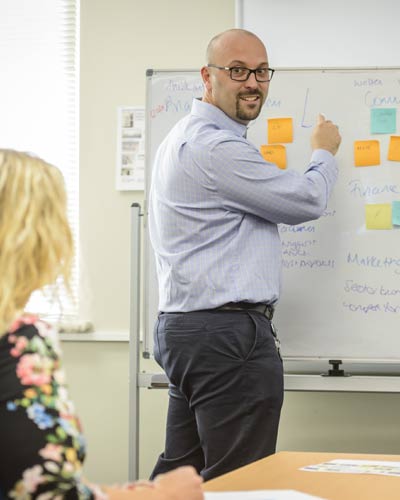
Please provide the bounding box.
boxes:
[207,64,275,82]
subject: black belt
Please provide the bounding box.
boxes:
[217,302,274,320]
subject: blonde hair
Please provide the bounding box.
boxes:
[0,149,74,334]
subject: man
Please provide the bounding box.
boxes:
[149,29,341,481]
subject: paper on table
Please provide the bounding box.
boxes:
[205,490,327,500]
[301,459,400,477]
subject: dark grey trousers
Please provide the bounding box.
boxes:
[150,309,284,481]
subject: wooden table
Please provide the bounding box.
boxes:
[203,451,400,500]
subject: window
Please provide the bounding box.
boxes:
[0,0,80,322]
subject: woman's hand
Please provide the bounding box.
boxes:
[153,466,204,500]
[104,466,203,500]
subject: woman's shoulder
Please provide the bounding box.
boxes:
[4,314,61,356]
[9,313,50,333]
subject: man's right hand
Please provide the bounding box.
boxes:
[311,114,341,155]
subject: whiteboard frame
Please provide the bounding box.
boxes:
[137,371,400,393]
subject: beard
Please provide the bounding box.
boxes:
[235,91,264,121]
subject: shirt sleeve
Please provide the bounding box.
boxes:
[209,137,338,225]
[0,322,95,499]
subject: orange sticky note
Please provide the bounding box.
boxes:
[267,117,293,144]
[365,204,392,230]
[354,140,380,167]
[260,144,287,169]
[388,136,400,161]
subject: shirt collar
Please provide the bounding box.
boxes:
[191,98,248,138]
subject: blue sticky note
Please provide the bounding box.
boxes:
[392,201,400,226]
[371,108,397,134]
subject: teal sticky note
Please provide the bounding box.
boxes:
[371,108,397,134]
[392,201,400,226]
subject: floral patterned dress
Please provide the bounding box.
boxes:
[0,315,95,499]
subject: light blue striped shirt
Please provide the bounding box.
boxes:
[149,99,338,312]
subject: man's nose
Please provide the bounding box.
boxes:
[244,72,259,88]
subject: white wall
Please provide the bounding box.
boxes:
[238,0,400,67]
[62,0,400,486]
[63,0,236,484]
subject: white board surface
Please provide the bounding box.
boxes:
[144,67,400,371]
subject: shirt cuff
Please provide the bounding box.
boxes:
[308,148,338,187]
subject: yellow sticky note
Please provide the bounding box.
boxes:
[268,118,293,144]
[260,144,287,169]
[388,136,400,161]
[365,204,392,230]
[354,140,380,167]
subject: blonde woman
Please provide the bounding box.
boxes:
[0,150,203,500]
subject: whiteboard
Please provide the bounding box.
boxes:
[143,68,400,372]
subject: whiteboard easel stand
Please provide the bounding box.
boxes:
[129,203,142,481]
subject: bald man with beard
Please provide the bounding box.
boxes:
[149,29,341,481]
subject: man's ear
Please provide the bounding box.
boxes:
[201,66,212,92]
